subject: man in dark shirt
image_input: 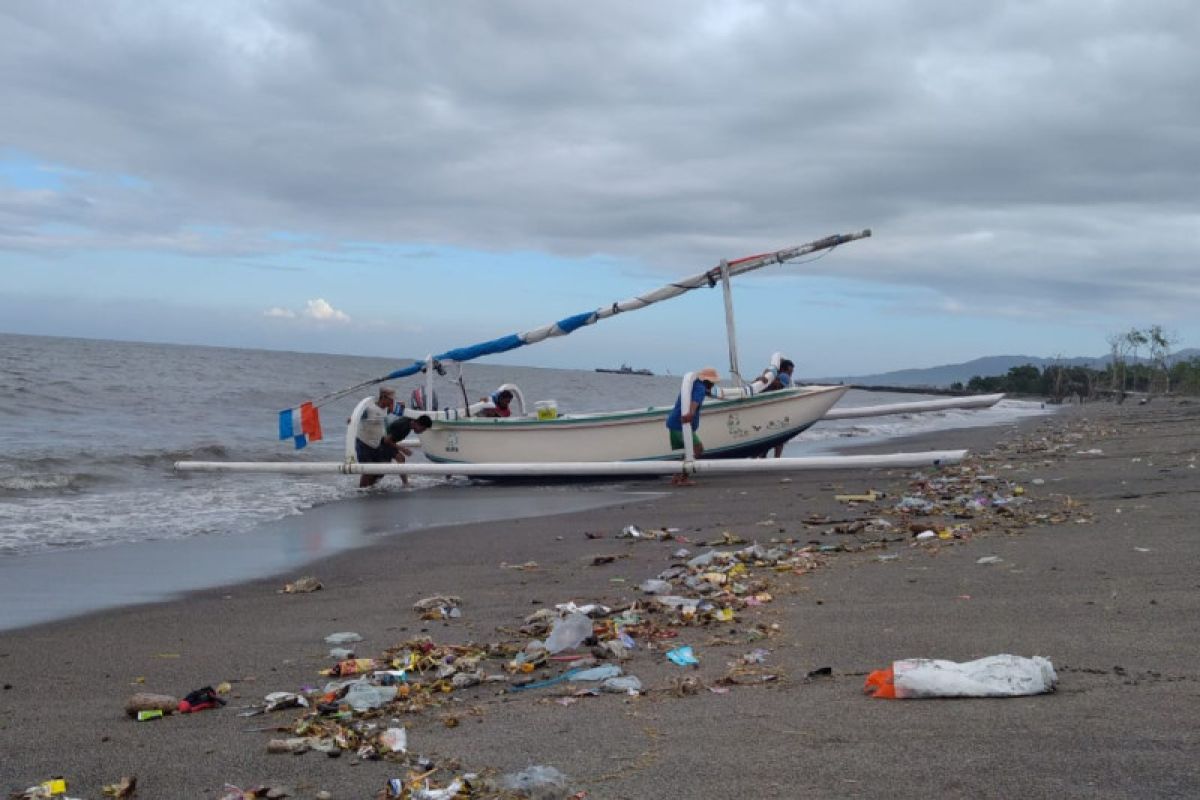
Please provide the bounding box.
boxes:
[665,366,719,485]
[383,414,433,486]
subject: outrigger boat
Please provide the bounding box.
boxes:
[176,230,1002,480]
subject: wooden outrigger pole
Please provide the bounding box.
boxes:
[176,448,967,477]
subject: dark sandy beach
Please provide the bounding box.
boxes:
[2,401,1198,799]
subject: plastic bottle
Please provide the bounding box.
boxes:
[865,654,1057,699]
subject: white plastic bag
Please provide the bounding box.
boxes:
[343,680,398,711]
[541,612,592,654]
[891,654,1056,698]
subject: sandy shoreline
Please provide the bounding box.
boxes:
[0,485,656,633]
[2,401,1198,799]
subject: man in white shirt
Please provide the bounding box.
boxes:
[355,386,398,488]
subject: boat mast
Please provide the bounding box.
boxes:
[718,259,743,387]
[287,229,872,411]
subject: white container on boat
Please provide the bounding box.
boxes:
[535,400,559,420]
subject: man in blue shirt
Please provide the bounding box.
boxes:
[666,367,719,483]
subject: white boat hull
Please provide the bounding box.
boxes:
[418,385,850,464]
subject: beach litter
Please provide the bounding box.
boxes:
[864,654,1057,699]
[618,524,676,541]
[246,692,308,715]
[322,658,379,677]
[412,595,462,620]
[409,778,465,800]
[499,765,570,797]
[218,784,292,799]
[569,664,623,682]
[666,646,700,667]
[380,727,408,753]
[741,648,770,665]
[280,576,322,594]
[835,490,884,503]
[541,612,594,654]
[227,425,1099,786]
[14,778,70,799]
[639,578,672,595]
[100,776,137,798]
[598,675,642,694]
[324,632,363,645]
[976,556,1004,565]
[125,692,179,719]
[178,685,227,714]
[501,560,540,571]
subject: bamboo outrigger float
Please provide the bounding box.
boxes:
[175,449,969,477]
[175,230,1004,480]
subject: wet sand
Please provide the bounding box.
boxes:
[0,485,655,632]
[2,400,1198,799]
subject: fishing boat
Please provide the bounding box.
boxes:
[417,383,849,464]
[595,364,654,376]
[177,229,1002,479]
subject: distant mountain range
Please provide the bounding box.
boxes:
[815,349,1200,388]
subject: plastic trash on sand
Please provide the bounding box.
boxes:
[343,680,398,711]
[281,575,323,593]
[666,646,700,667]
[324,631,363,645]
[411,779,464,800]
[19,778,68,798]
[500,765,569,795]
[601,675,643,694]
[101,776,137,798]
[542,612,593,654]
[864,654,1057,699]
[569,664,622,682]
[380,727,407,753]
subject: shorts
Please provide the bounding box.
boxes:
[355,438,398,464]
[668,428,702,451]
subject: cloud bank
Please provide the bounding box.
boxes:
[2,1,1198,323]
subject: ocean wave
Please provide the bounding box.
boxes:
[0,475,362,556]
[0,470,115,496]
[1,444,234,472]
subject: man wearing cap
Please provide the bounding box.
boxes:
[665,367,719,485]
[354,386,401,488]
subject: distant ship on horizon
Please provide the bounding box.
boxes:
[595,363,654,376]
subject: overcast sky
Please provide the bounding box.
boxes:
[2,1,1197,377]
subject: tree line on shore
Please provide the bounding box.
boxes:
[951,326,1200,402]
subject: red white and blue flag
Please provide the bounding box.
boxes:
[278,402,323,449]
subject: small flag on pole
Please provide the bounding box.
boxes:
[278,402,323,449]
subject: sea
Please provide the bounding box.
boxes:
[0,333,1049,560]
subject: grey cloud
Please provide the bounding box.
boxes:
[1,1,1198,318]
